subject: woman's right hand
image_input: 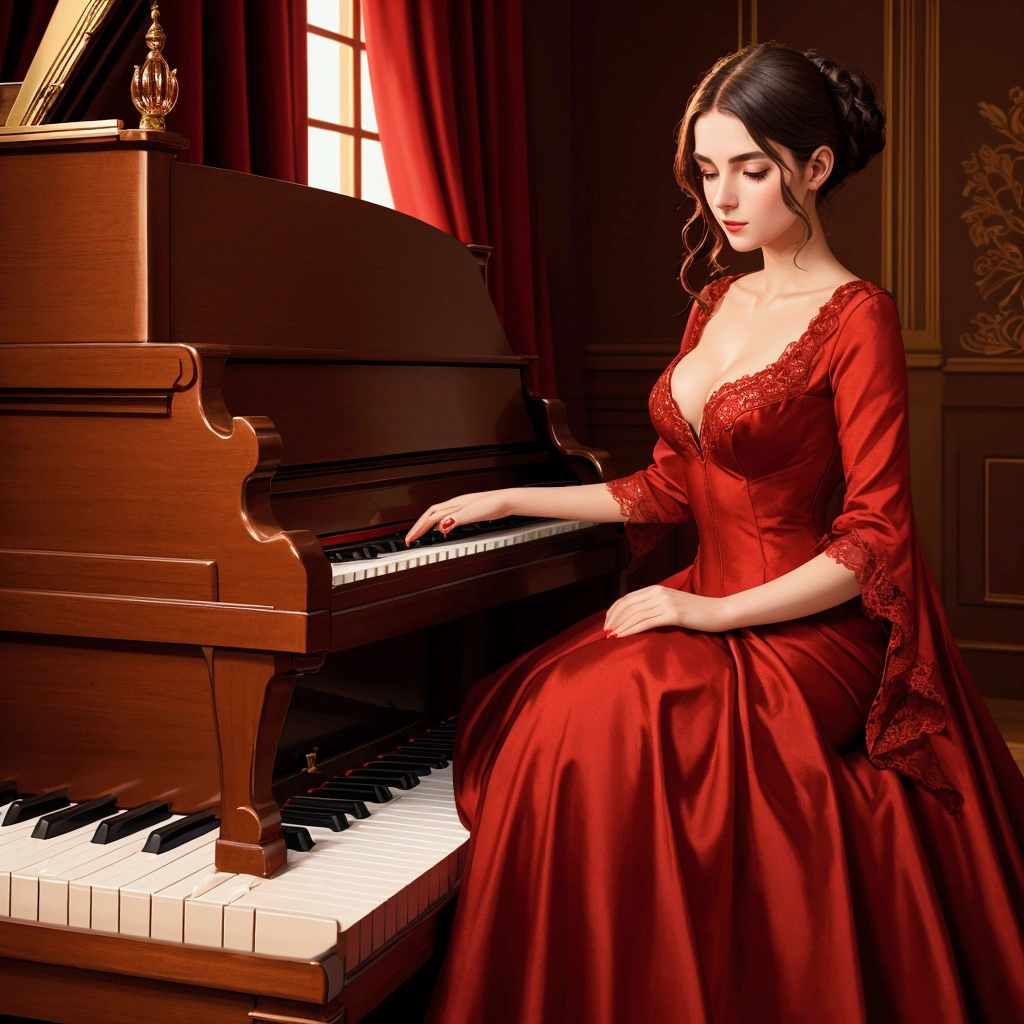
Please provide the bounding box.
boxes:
[404,489,517,546]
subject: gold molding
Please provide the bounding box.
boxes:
[737,0,757,50]
[881,0,941,355]
[958,640,1024,654]
[984,457,1024,605]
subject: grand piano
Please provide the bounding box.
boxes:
[0,5,629,1021]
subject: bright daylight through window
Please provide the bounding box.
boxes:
[307,0,393,207]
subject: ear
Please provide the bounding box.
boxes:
[805,144,834,191]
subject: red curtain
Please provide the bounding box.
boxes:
[0,0,56,81]
[363,0,557,397]
[0,0,307,185]
[158,0,308,183]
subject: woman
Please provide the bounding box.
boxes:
[409,43,1024,1023]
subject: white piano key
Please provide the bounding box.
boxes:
[1,820,108,917]
[252,906,339,960]
[330,519,596,586]
[30,832,151,925]
[115,840,219,936]
[183,873,262,948]
[150,865,232,942]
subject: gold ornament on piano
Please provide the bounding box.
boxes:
[131,2,178,131]
[302,747,321,774]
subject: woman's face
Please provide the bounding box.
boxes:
[692,109,830,253]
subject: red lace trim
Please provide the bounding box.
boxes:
[606,474,676,558]
[823,530,963,819]
[653,277,876,457]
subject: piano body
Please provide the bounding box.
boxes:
[0,26,628,1023]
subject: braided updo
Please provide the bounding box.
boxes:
[674,42,887,303]
[805,49,886,190]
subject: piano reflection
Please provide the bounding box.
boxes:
[0,3,629,1022]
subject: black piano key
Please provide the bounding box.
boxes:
[3,789,70,826]
[374,755,436,775]
[399,739,455,753]
[382,751,449,768]
[281,808,348,832]
[0,781,18,803]
[92,801,171,844]
[287,795,371,819]
[32,794,118,839]
[281,824,316,851]
[320,780,393,803]
[142,808,219,853]
[347,768,419,790]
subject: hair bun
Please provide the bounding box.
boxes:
[805,49,886,177]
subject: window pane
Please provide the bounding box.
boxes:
[308,0,340,34]
[308,34,340,123]
[308,126,342,192]
[308,35,354,127]
[361,138,393,208]
[360,50,377,133]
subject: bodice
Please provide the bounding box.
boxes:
[614,274,886,598]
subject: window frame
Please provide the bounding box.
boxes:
[307,0,378,199]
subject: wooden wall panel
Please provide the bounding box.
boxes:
[522,0,1022,693]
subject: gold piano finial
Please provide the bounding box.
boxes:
[301,748,321,774]
[131,2,178,131]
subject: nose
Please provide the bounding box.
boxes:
[711,176,737,215]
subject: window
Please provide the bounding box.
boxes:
[307,0,393,207]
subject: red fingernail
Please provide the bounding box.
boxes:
[603,628,612,637]
[441,517,455,530]
[609,632,618,638]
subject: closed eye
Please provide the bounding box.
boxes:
[699,169,770,182]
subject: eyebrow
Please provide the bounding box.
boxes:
[693,151,769,164]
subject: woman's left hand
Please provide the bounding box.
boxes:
[603,586,732,637]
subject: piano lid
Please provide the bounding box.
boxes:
[3,0,149,129]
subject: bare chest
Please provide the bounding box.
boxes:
[670,300,832,435]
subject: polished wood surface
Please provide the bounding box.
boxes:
[0,126,628,1015]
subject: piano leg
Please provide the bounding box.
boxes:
[212,649,323,877]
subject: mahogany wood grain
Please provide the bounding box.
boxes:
[223,361,537,467]
[0,957,255,1024]
[212,650,311,876]
[0,589,329,653]
[0,635,221,811]
[0,548,218,601]
[169,161,509,359]
[0,918,342,1003]
[0,145,173,343]
[0,344,329,613]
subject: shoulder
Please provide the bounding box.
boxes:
[827,283,906,379]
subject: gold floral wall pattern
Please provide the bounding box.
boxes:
[960,86,1024,356]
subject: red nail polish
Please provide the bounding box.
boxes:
[603,628,612,637]
[609,632,618,638]
[441,517,455,530]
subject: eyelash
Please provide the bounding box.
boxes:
[699,169,769,182]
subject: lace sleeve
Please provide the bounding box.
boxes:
[822,290,962,818]
[605,438,692,559]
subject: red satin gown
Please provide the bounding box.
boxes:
[426,275,1024,1024]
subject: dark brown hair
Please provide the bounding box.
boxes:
[674,42,886,306]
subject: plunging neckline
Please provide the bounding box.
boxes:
[667,274,870,457]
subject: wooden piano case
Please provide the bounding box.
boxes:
[0,126,629,1021]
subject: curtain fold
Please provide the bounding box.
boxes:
[363,0,557,396]
[161,0,307,183]
[0,0,56,82]
[1,0,307,185]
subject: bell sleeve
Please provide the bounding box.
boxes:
[819,289,962,816]
[605,436,693,559]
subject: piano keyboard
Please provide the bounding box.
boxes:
[0,726,466,968]
[328,518,596,587]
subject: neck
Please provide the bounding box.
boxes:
[754,203,847,299]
